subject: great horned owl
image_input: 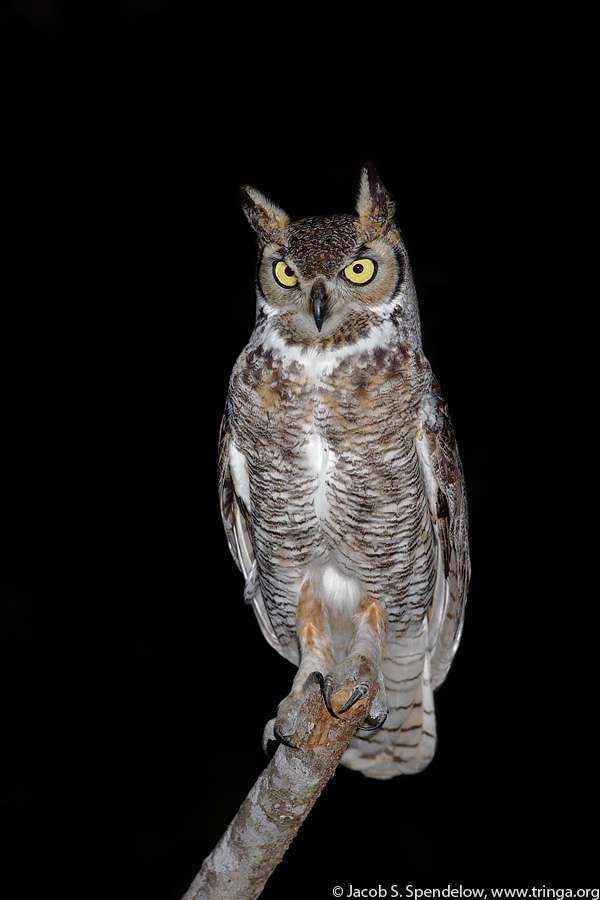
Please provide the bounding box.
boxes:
[218,165,470,779]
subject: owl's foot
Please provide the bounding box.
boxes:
[316,655,388,731]
[262,657,388,754]
[262,670,323,754]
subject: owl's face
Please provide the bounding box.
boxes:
[241,166,411,347]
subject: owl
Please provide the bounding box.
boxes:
[218,165,470,778]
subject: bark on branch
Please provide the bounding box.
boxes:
[182,673,377,900]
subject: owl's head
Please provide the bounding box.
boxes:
[240,165,418,349]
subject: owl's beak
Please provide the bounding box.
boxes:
[310,280,328,332]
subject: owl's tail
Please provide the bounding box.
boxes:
[341,622,436,779]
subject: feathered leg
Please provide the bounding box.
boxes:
[318,593,389,726]
[263,577,336,749]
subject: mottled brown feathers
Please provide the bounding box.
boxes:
[286,215,359,278]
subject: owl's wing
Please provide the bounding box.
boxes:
[218,407,300,664]
[218,408,254,578]
[416,374,471,689]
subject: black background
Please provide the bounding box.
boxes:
[1,3,597,898]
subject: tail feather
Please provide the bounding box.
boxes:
[341,622,437,779]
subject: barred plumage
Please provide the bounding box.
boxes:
[219,165,470,778]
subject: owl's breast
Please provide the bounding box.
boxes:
[228,339,435,613]
[309,358,436,609]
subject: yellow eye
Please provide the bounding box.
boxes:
[344,258,376,285]
[274,260,298,288]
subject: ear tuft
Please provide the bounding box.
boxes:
[356,163,395,239]
[240,185,289,244]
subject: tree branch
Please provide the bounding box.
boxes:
[182,674,377,900]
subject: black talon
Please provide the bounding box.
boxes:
[337,682,370,715]
[273,724,299,750]
[358,710,389,732]
[314,672,339,718]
